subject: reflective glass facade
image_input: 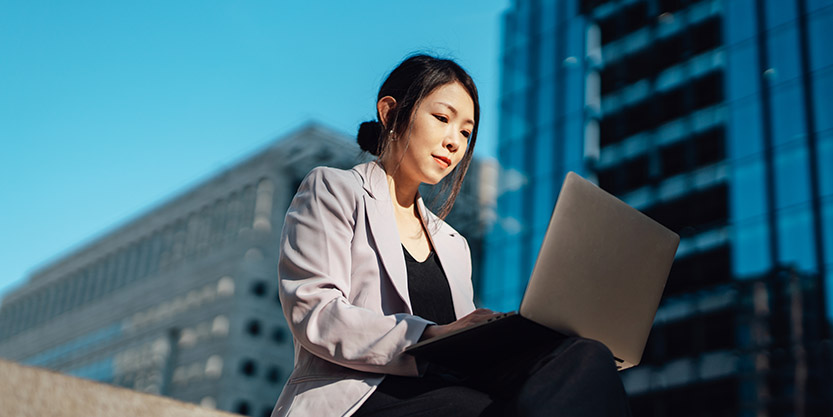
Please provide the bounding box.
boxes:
[482,1,589,312]
[489,0,833,415]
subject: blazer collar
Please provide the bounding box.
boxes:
[355,161,389,201]
[353,161,470,319]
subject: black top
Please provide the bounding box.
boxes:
[403,245,457,325]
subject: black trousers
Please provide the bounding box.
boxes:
[354,337,632,417]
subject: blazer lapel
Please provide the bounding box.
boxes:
[356,162,413,313]
[417,197,474,320]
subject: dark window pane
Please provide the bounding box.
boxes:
[272,327,287,344]
[774,143,811,209]
[665,245,732,296]
[809,8,833,71]
[726,0,757,45]
[728,98,765,160]
[691,17,722,55]
[732,219,772,277]
[770,83,807,146]
[246,319,262,337]
[251,281,267,297]
[813,70,833,133]
[240,359,257,377]
[695,127,725,166]
[820,134,833,198]
[764,0,797,29]
[776,206,817,272]
[661,140,691,178]
[266,366,282,384]
[767,24,801,83]
[727,42,759,101]
[235,401,251,416]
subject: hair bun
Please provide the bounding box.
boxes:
[357,121,383,156]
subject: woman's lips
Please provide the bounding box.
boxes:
[433,155,451,168]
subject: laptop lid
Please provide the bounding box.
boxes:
[520,172,679,370]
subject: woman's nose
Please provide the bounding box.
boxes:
[445,130,460,152]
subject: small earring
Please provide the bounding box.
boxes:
[389,129,396,142]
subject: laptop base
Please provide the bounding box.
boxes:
[405,314,567,376]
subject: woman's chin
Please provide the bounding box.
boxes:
[424,172,451,186]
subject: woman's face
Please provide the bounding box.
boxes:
[388,81,475,186]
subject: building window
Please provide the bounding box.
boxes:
[240,359,257,377]
[241,185,256,233]
[770,82,808,147]
[254,178,274,232]
[694,128,725,167]
[271,327,287,344]
[184,213,199,258]
[643,184,728,235]
[226,192,242,238]
[210,198,227,244]
[665,245,732,296]
[138,238,151,280]
[777,205,818,272]
[244,248,264,262]
[217,276,235,297]
[172,220,186,262]
[660,140,690,179]
[42,286,56,322]
[266,366,282,384]
[103,254,118,294]
[774,143,812,209]
[69,270,83,309]
[197,206,212,254]
[158,227,173,269]
[245,319,262,337]
[55,278,70,316]
[205,355,223,378]
[178,329,197,348]
[85,264,99,302]
[212,315,230,337]
[147,231,162,276]
[79,267,93,305]
[235,400,251,416]
[199,397,216,409]
[251,281,267,297]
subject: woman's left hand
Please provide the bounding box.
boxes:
[419,308,504,341]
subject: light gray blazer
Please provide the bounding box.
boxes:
[271,161,477,417]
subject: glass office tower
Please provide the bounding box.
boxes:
[487,0,833,415]
[481,1,590,312]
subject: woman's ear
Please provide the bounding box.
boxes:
[377,96,397,129]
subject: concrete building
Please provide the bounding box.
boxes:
[0,122,496,416]
[0,124,368,416]
[487,0,833,415]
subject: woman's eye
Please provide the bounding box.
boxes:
[461,131,471,139]
[434,114,448,123]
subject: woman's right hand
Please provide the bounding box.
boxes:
[419,308,504,341]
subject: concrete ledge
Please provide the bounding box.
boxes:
[0,359,238,417]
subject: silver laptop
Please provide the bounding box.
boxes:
[406,172,679,370]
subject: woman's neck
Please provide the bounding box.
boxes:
[379,159,420,216]
[379,161,429,251]
[386,170,419,215]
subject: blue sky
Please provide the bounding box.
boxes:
[0,0,509,299]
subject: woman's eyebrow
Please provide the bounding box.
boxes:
[435,102,475,126]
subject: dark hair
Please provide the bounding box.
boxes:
[357,54,480,219]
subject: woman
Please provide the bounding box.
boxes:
[271,55,631,417]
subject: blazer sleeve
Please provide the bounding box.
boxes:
[278,167,432,377]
